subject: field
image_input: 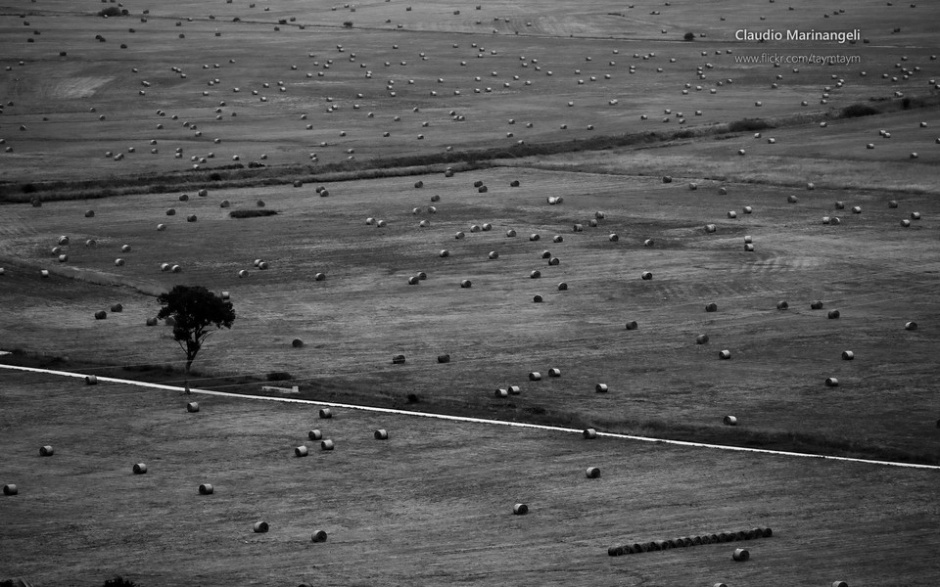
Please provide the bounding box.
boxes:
[2,0,940,585]
[2,371,939,586]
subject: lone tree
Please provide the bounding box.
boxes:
[683,31,695,41]
[156,285,235,373]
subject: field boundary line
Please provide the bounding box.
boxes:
[2,362,938,471]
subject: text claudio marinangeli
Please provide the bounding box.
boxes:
[735,29,861,43]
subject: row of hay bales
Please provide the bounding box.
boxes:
[608,527,773,556]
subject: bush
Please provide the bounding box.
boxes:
[229,209,278,219]
[22,183,36,194]
[728,117,773,132]
[247,161,265,168]
[343,21,353,28]
[901,97,911,109]
[683,31,695,41]
[102,577,138,587]
[840,103,880,118]
[208,172,223,181]
[266,371,292,381]
[98,6,123,16]
[406,393,420,404]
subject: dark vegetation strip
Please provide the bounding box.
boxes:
[5,93,937,204]
[2,349,937,466]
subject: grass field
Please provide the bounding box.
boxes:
[2,371,939,586]
[2,0,940,584]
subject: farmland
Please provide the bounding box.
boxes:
[1,0,940,584]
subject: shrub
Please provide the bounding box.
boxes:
[728,117,773,132]
[901,97,911,109]
[229,209,278,219]
[683,31,695,41]
[840,103,880,118]
[247,161,265,168]
[98,6,123,16]
[102,577,138,587]
[406,393,420,404]
[343,21,353,28]
[208,172,223,181]
[266,371,292,381]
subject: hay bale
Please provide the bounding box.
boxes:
[732,548,749,561]
[553,235,564,243]
[133,463,147,474]
[662,176,672,183]
[831,582,848,587]
[440,250,450,258]
[625,320,638,330]
[495,388,509,398]
[719,349,731,360]
[901,219,911,227]
[608,234,619,242]
[319,408,333,419]
[529,372,542,381]
[573,224,584,232]
[905,321,918,330]
[696,334,709,344]
[438,354,451,363]
[533,295,543,303]
[295,445,309,457]
[146,317,158,326]
[311,530,328,542]
[852,206,862,214]
[508,385,521,395]
[315,273,326,281]
[530,270,541,279]
[374,429,389,440]
[557,282,568,291]
[548,368,561,378]
[199,483,214,495]
[95,310,107,320]
[115,258,125,266]
[292,339,304,348]
[548,257,560,266]
[392,354,406,364]
[84,375,98,385]
[85,210,95,218]
[171,265,182,273]
[787,195,798,203]
[3,484,18,496]
[39,445,54,457]
[728,211,737,219]
[705,302,718,312]
[828,310,840,319]
[111,303,123,313]
[585,467,601,478]
[724,415,737,426]
[308,429,322,441]
[40,269,50,278]
[776,300,788,310]
[608,545,625,556]
[488,251,499,260]
[705,224,717,233]
[187,214,198,222]
[253,521,269,533]
[842,350,854,360]
[641,271,652,280]
[825,377,839,387]
[186,402,200,413]
[911,212,921,220]
[643,239,654,247]
[157,223,167,231]
[835,201,845,210]
[321,439,335,450]
[583,428,597,439]
[889,200,899,208]
[530,233,540,241]
[408,276,420,285]
[506,229,517,237]
[811,300,824,310]
[513,503,528,515]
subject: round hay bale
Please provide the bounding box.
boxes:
[530,270,541,279]
[533,295,543,303]
[744,235,753,243]
[548,368,561,378]
[828,310,841,319]
[311,530,328,542]
[692,536,703,545]
[470,225,481,233]
[314,272,326,281]
[510,180,521,187]
[418,272,428,281]
[835,201,845,210]
[85,210,95,218]
[557,282,568,291]
[806,182,815,191]
[889,200,899,208]
[530,233,540,241]
[145,317,158,326]
[132,462,148,475]
[157,223,167,231]
[308,429,322,441]
[58,236,70,246]
[811,300,824,310]
[905,321,917,330]
[437,354,451,363]
[376,220,387,228]
[608,545,625,556]
[625,321,638,330]
[901,219,911,227]
[179,194,189,202]
[573,224,584,232]
[85,239,97,248]
[705,224,717,233]
[488,251,499,260]
[761,527,773,538]
[529,372,542,381]
[171,265,182,273]
[186,402,200,413]
[166,208,176,216]
[40,269,50,278]
[831,582,848,587]
[392,354,406,364]
[662,176,673,183]
[506,229,517,237]
[459,279,472,289]
[220,292,230,300]
[39,445,54,457]
[478,186,488,193]
[719,349,732,360]
[111,303,123,313]
[115,258,125,266]
[414,180,424,188]
[320,439,335,451]
[714,583,728,587]
[787,195,798,203]
[541,250,552,259]
[743,206,753,214]
[95,310,107,320]
[776,300,788,310]
[253,521,269,533]
[292,338,304,348]
[374,429,389,440]
[366,217,375,225]
[852,206,862,214]
[696,334,709,344]
[238,269,249,278]
[553,235,564,243]
[295,445,309,457]
[643,238,654,247]
[198,483,214,495]
[583,428,597,439]
[508,385,521,395]
[705,302,718,313]
[187,214,198,222]
[513,503,528,515]
[842,350,854,360]
[85,375,98,385]
[732,548,749,561]
[319,408,333,419]
[724,415,738,426]
[822,216,832,225]
[408,276,420,285]
[548,257,560,266]
[495,388,509,398]
[608,233,619,242]
[58,254,68,263]
[586,467,601,479]
[439,250,450,258]
[641,271,652,281]
[911,212,921,220]
[594,383,610,393]
[825,377,839,387]
[3,484,18,496]
[728,211,737,219]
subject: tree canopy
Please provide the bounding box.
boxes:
[156,285,235,373]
